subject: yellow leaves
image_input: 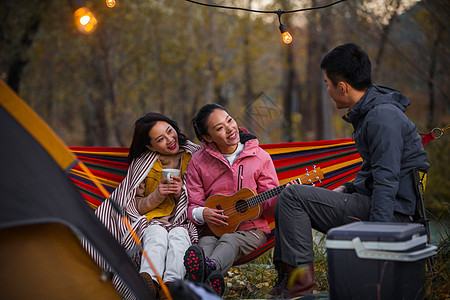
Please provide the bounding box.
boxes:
[255,281,270,289]
[223,262,277,298]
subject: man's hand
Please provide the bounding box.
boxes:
[286,179,301,187]
[333,185,347,193]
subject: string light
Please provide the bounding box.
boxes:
[279,24,293,44]
[184,0,347,44]
[67,0,347,38]
[106,0,116,8]
[276,9,292,44]
[70,0,98,34]
[74,7,98,34]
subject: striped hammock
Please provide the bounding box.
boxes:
[69,138,361,266]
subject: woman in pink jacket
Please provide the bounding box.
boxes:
[183,103,279,295]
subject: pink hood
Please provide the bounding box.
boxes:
[185,132,279,235]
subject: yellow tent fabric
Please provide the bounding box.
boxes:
[0,223,121,299]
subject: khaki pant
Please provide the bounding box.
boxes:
[199,228,267,274]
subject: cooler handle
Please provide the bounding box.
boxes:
[352,237,437,262]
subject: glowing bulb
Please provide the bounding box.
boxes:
[282,31,293,44]
[74,7,98,34]
[279,24,293,44]
[80,15,90,25]
[106,0,116,8]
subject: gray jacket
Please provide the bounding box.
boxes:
[343,85,429,222]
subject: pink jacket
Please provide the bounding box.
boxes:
[185,132,279,235]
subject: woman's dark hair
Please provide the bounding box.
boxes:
[192,103,226,142]
[128,112,188,164]
[320,43,372,91]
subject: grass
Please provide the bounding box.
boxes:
[223,262,277,298]
[424,236,449,299]
[222,227,450,299]
[424,211,450,299]
[223,231,327,299]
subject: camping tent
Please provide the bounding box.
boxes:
[0,79,154,299]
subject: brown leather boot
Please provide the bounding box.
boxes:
[140,272,158,297]
[159,282,172,300]
[282,264,317,298]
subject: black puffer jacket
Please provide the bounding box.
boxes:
[343,85,429,222]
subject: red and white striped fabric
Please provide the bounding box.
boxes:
[84,141,200,299]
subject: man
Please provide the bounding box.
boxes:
[270,43,430,298]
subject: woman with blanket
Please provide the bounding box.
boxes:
[94,112,200,299]
[184,103,279,296]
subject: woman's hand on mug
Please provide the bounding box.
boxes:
[158,175,182,197]
[203,207,228,227]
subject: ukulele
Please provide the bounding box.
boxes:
[204,166,324,237]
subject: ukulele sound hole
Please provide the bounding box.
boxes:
[235,199,248,213]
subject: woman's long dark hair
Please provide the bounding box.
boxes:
[128,112,188,164]
[192,103,226,142]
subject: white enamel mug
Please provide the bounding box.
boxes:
[161,168,180,184]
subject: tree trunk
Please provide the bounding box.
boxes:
[99,30,126,147]
[316,3,334,140]
[373,0,401,76]
[156,34,166,113]
[282,43,295,142]
[427,25,443,129]
[204,3,217,104]
[82,92,108,146]
[304,8,320,140]
[243,0,255,133]
[5,8,42,93]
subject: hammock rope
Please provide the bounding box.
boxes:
[420,124,449,146]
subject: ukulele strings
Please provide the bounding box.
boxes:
[216,174,321,217]
[212,170,320,218]
[217,182,292,217]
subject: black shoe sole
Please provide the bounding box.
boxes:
[184,245,206,283]
[206,270,225,296]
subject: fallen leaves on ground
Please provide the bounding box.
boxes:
[223,264,277,299]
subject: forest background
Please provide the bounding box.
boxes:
[1,0,448,217]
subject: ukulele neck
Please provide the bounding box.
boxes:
[246,178,300,208]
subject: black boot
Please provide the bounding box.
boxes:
[184,245,206,283]
[206,270,225,296]
[184,245,218,284]
[268,265,288,297]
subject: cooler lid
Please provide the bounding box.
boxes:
[326,222,427,251]
[326,222,436,261]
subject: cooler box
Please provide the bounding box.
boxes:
[326,222,437,300]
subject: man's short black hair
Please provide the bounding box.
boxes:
[320,43,372,91]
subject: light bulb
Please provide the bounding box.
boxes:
[80,15,90,26]
[279,23,293,44]
[106,0,116,8]
[74,7,98,34]
[282,31,293,44]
